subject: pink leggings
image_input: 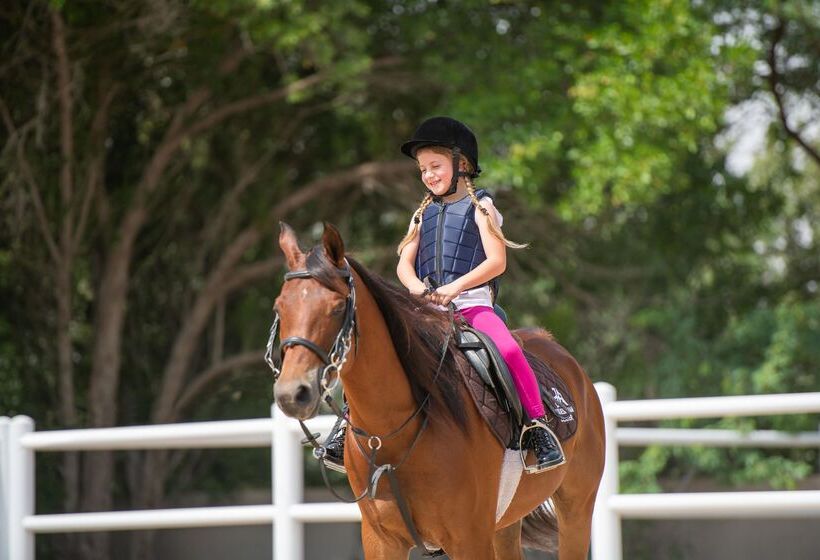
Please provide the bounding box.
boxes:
[458,305,545,420]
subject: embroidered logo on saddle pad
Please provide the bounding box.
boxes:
[544,387,575,423]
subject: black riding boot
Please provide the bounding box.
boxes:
[322,422,347,474]
[526,417,565,473]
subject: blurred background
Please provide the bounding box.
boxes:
[0,0,817,559]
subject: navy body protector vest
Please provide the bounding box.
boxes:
[415,189,500,300]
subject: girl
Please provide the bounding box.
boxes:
[324,116,564,474]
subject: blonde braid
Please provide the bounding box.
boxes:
[465,178,529,249]
[397,193,435,255]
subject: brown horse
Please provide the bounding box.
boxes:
[272,222,605,560]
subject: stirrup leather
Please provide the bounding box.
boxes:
[518,418,566,474]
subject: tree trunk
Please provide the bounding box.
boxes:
[56,256,81,554]
[80,212,144,559]
[51,7,82,554]
[128,450,170,560]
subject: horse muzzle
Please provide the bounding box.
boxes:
[274,373,321,420]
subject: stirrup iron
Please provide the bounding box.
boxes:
[321,456,347,474]
[518,418,566,474]
[320,422,347,474]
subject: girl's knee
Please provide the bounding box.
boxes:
[499,342,524,363]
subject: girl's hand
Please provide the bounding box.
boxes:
[432,281,463,306]
[408,281,429,297]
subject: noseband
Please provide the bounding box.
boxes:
[264,261,358,397]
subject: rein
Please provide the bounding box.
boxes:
[265,260,455,557]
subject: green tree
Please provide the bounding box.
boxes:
[2,1,412,557]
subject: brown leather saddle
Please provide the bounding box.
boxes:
[456,325,578,448]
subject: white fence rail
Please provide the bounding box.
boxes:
[591,384,820,560]
[2,383,819,560]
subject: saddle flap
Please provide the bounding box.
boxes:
[456,326,579,449]
[457,326,524,427]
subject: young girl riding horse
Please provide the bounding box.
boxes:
[324,116,564,473]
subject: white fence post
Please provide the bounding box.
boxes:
[8,416,34,560]
[272,405,303,560]
[1,417,10,560]
[592,382,621,560]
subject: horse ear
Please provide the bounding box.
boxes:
[278,221,304,270]
[322,222,345,267]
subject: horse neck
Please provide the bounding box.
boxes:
[341,271,419,433]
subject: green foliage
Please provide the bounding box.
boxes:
[563,0,730,216]
[376,0,748,219]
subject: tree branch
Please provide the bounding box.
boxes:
[179,72,328,141]
[16,138,60,263]
[152,159,413,423]
[130,55,403,260]
[767,20,820,167]
[76,84,119,246]
[173,352,265,416]
[121,52,385,268]
[218,257,282,296]
[195,148,274,272]
[271,159,414,219]
[51,9,74,212]
[211,300,225,366]
[152,46,249,156]
[192,102,334,275]
[180,56,401,142]
[0,94,15,137]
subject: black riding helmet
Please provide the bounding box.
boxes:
[400,116,482,198]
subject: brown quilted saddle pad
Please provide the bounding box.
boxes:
[457,345,578,449]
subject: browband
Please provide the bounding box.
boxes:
[284,267,351,281]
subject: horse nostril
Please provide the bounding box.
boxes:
[294,383,313,406]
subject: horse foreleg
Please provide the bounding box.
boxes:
[361,519,410,560]
[444,535,497,560]
[492,520,523,560]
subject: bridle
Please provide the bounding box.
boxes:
[264,262,358,403]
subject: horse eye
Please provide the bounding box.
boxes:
[331,302,345,316]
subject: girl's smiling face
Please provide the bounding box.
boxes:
[416,148,454,196]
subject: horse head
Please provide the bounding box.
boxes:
[272,221,355,420]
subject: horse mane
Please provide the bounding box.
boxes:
[304,247,468,430]
[347,257,469,430]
